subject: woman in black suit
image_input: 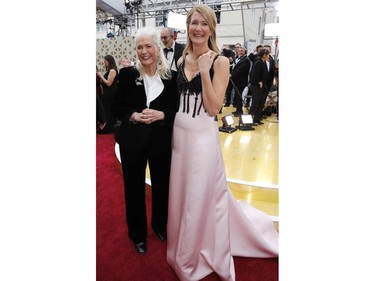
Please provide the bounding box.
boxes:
[111,26,177,255]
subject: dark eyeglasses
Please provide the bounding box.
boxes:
[160,36,170,40]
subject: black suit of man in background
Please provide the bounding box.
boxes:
[230,46,250,116]
[160,27,185,78]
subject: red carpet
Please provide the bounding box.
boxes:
[96,134,278,280]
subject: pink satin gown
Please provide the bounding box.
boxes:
[167,60,278,281]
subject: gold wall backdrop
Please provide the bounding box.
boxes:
[96,37,137,71]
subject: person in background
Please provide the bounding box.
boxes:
[230,46,251,117]
[166,5,278,281]
[221,44,235,65]
[245,45,263,109]
[232,43,242,65]
[248,48,270,125]
[160,27,185,78]
[223,42,241,107]
[96,65,106,132]
[221,44,235,107]
[97,55,118,134]
[249,44,263,63]
[111,26,177,255]
[261,44,276,117]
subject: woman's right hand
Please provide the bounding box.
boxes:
[197,50,216,73]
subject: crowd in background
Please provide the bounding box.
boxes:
[221,42,278,125]
[96,32,279,134]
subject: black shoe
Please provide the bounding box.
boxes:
[155,231,167,241]
[134,241,147,254]
[254,121,264,125]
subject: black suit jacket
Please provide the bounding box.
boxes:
[165,42,185,79]
[250,57,268,86]
[111,66,177,144]
[172,42,185,70]
[266,55,275,90]
[230,55,251,89]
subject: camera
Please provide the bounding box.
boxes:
[222,49,233,58]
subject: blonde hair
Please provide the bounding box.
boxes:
[183,5,221,57]
[134,26,171,80]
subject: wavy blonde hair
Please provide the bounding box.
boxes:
[183,5,221,57]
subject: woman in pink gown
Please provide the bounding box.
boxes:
[166,5,279,281]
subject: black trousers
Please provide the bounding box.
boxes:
[119,123,172,243]
[260,84,271,114]
[224,81,233,105]
[233,85,245,113]
[249,85,264,123]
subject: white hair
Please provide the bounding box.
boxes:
[134,26,171,80]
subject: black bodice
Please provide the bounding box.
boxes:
[176,55,218,118]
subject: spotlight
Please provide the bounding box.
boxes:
[236,114,255,131]
[219,115,237,133]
